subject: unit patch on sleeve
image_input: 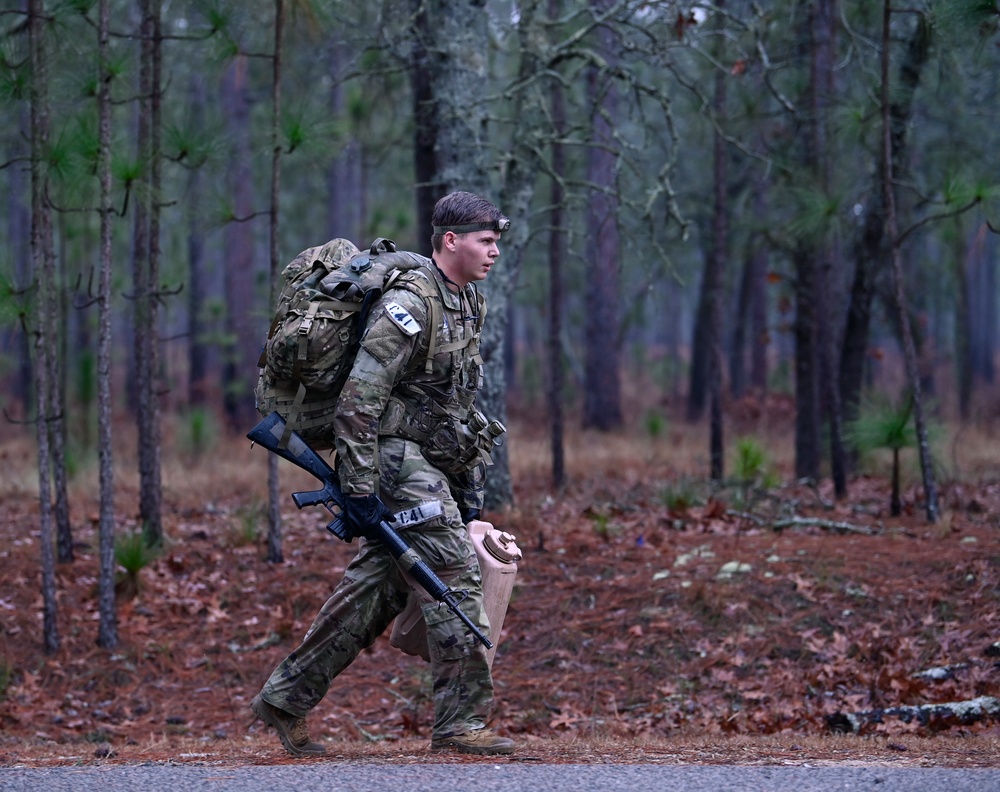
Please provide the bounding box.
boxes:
[392,500,444,527]
[384,301,421,336]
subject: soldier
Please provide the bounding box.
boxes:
[250,191,516,757]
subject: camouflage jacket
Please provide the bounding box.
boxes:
[333,263,488,511]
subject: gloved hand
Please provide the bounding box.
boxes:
[343,494,396,540]
[459,507,481,525]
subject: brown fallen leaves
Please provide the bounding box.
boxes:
[1,420,999,767]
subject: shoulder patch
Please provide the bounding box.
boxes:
[384,301,421,336]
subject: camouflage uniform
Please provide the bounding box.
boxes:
[258,264,496,740]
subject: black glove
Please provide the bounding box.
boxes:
[459,507,481,525]
[343,494,396,540]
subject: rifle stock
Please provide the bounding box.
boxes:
[247,411,492,650]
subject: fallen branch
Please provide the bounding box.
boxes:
[772,516,875,535]
[826,695,1000,734]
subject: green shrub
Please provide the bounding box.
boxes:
[115,530,158,599]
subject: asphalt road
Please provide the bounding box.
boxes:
[1,763,999,791]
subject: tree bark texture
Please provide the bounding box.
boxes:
[29,0,60,654]
[707,10,728,480]
[547,3,567,489]
[582,0,623,432]
[266,0,285,565]
[96,0,118,649]
[880,0,938,523]
[840,13,931,424]
[328,39,364,244]
[139,0,163,547]
[221,55,260,431]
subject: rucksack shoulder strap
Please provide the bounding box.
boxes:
[386,266,445,374]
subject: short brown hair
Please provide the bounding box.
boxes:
[430,191,506,253]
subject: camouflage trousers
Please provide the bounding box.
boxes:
[259,436,494,739]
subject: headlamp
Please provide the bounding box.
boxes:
[433,216,510,235]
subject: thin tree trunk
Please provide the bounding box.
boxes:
[221,55,258,431]
[582,0,623,432]
[186,73,208,406]
[748,177,769,393]
[328,41,363,243]
[547,0,566,490]
[6,99,32,414]
[729,243,751,399]
[793,245,822,481]
[266,0,286,565]
[841,14,931,424]
[140,0,163,547]
[96,0,118,649]
[880,0,938,523]
[29,0,59,654]
[954,217,973,420]
[707,8,728,481]
[410,0,437,258]
[811,0,847,497]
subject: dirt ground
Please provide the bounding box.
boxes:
[1,407,999,767]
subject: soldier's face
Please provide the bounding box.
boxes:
[449,230,500,286]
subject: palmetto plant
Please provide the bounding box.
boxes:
[845,391,918,516]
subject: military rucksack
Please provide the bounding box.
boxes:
[255,237,442,448]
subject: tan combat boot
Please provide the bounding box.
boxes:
[250,694,326,758]
[431,728,516,756]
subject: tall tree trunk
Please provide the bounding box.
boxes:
[792,0,825,483]
[410,0,437,259]
[50,227,72,562]
[953,217,973,420]
[748,176,770,393]
[730,241,752,399]
[810,0,847,497]
[880,0,938,523]
[221,55,259,431]
[266,0,286,565]
[969,223,996,385]
[793,244,822,481]
[706,4,728,481]
[131,0,163,547]
[687,228,710,421]
[582,0,623,432]
[419,0,512,508]
[840,14,931,424]
[29,0,59,654]
[6,99,32,414]
[139,0,163,547]
[547,0,567,490]
[96,0,118,649]
[186,72,209,406]
[328,40,363,243]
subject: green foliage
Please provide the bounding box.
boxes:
[730,436,779,508]
[75,349,95,410]
[644,410,666,439]
[0,657,11,700]
[0,272,24,326]
[587,510,620,540]
[230,501,264,548]
[660,477,703,513]
[115,530,159,599]
[845,392,917,455]
[178,407,219,458]
[732,436,767,483]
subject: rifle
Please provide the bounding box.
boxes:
[247,411,493,651]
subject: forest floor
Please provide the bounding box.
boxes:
[1,397,999,768]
